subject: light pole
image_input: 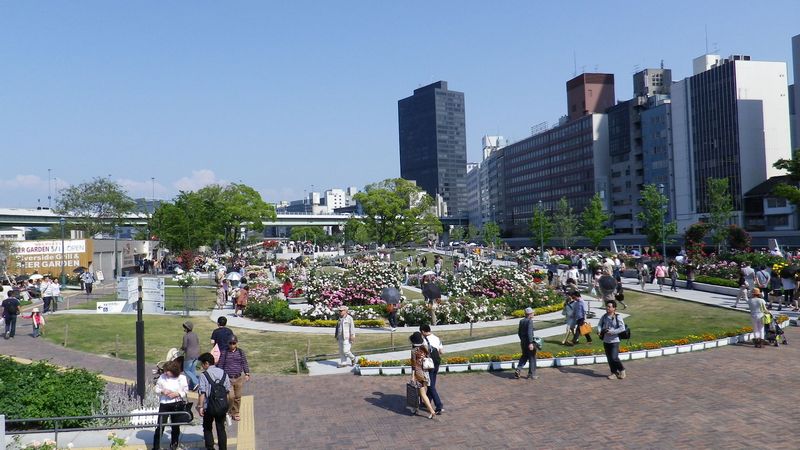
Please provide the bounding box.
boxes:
[114,225,119,280]
[658,184,667,262]
[59,217,66,286]
[538,200,544,261]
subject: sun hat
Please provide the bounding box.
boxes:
[32,307,40,313]
[524,307,534,315]
[183,321,193,331]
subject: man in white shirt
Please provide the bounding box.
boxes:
[561,265,580,288]
[420,324,444,415]
[40,276,56,314]
[335,306,356,367]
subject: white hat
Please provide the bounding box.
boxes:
[32,307,40,313]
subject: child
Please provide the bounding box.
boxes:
[28,307,46,338]
[764,313,788,347]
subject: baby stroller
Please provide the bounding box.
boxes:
[764,315,788,347]
[152,347,181,383]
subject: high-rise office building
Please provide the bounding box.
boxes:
[671,54,792,230]
[792,34,799,149]
[398,81,467,217]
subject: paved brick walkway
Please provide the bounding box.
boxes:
[250,327,800,449]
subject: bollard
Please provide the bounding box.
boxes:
[294,350,301,375]
[470,321,473,337]
[63,323,69,347]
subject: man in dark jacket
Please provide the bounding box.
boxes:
[2,290,21,339]
[515,307,538,380]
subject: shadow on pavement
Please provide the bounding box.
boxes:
[364,391,411,415]
[556,366,609,378]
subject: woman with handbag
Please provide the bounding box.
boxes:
[747,288,768,348]
[153,360,190,450]
[409,332,436,419]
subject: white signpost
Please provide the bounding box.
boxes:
[142,277,165,313]
[96,301,126,314]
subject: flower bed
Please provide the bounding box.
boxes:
[356,319,787,375]
[289,318,385,328]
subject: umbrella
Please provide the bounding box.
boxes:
[780,267,795,279]
[422,283,441,300]
[422,270,436,277]
[15,275,28,282]
[380,287,401,304]
[73,267,87,274]
[225,272,242,281]
[29,274,43,280]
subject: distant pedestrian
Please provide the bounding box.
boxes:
[515,307,539,380]
[2,290,21,339]
[614,278,628,310]
[654,262,667,292]
[210,316,234,358]
[29,307,45,338]
[734,274,748,309]
[197,352,231,450]
[571,292,592,344]
[748,288,768,348]
[741,263,756,292]
[216,283,226,310]
[420,325,444,414]
[638,264,649,291]
[234,286,248,317]
[181,321,200,390]
[40,276,55,313]
[685,264,695,290]
[599,300,627,380]
[561,295,576,345]
[768,270,783,310]
[80,271,95,295]
[668,262,678,292]
[335,306,356,367]
[217,335,250,422]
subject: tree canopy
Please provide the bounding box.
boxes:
[528,205,553,247]
[353,178,442,245]
[772,149,800,205]
[54,177,136,237]
[553,197,577,248]
[580,193,612,249]
[481,221,501,247]
[152,183,275,252]
[706,178,734,251]
[637,184,677,248]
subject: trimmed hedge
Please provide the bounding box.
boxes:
[243,300,300,322]
[510,304,564,318]
[0,357,105,429]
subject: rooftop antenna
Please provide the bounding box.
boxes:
[660,59,664,69]
[573,51,577,77]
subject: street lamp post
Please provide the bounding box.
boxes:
[658,184,667,262]
[114,225,119,280]
[59,218,66,287]
[538,200,544,261]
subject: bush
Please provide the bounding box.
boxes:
[289,318,385,328]
[244,300,300,322]
[0,357,105,429]
[444,356,468,364]
[694,275,738,288]
[381,360,403,367]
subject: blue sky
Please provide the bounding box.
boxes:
[1,0,798,208]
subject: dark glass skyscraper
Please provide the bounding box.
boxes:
[398,81,467,217]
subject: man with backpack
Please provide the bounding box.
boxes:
[2,290,21,339]
[197,352,232,450]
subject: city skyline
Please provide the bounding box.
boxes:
[1,1,798,208]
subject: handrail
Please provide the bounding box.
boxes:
[6,410,193,444]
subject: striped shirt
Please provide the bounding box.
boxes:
[218,348,250,378]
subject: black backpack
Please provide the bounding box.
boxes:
[204,371,229,417]
[4,300,19,315]
[615,315,631,340]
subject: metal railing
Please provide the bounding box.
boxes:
[5,410,193,444]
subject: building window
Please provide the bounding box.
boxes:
[766,215,789,227]
[766,197,787,208]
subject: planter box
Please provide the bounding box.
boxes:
[662,346,678,356]
[400,366,412,374]
[359,367,380,376]
[617,352,631,361]
[469,362,491,371]
[554,357,575,367]
[447,363,469,373]
[690,343,705,351]
[727,336,740,345]
[742,333,753,342]
[630,350,647,360]
[646,349,663,358]
[594,355,608,364]
[704,340,718,349]
[381,366,403,376]
[490,361,514,371]
[536,358,554,368]
[716,338,729,347]
[575,356,596,365]
[677,344,692,353]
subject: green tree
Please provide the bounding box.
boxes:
[344,217,369,247]
[449,225,465,242]
[637,184,677,249]
[353,178,442,245]
[528,206,553,248]
[553,197,577,248]
[290,226,327,243]
[54,177,136,237]
[772,149,800,204]
[466,224,479,242]
[580,193,612,249]
[216,183,276,250]
[481,221,501,247]
[706,178,734,251]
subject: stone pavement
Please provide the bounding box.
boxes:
[251,326,800,449]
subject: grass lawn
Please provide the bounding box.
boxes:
[68,286,218,312]
[40,315,523,375]
[445,291,752,358]
[164,277,217,287]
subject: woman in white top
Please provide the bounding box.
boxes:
[153,360,189,450]
[747,288,768,349]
